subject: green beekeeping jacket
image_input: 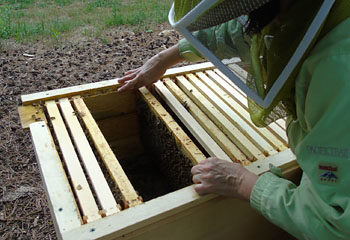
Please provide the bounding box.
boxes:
[178,14,350,240]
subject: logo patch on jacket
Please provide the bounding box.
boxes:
[318,164,339,183]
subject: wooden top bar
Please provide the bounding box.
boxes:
[186,73,278,156]
[139,87,206,165]
[30,121,82,234]
[72,96,142,208]
[46,100,101,223]
[20,62,218,106]
[176,75,265,161]
[164,79,250,165]
[154,81,231,162]
[59,98,120,216]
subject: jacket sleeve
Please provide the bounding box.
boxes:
[250,172,346,240]
[178,19,251,63]
[250,48,350,239]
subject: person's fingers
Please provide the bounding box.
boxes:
[125,68,139,75]
[192,174,202,184]
[118,70,139,83]
[191,165,202,175]
[117,84,128,93]
[132,77,149,89]
[118,74,135,83]
[118,80,137,92]
[206,157,217,162]
[197,157,216,166]
[193,183,211,195]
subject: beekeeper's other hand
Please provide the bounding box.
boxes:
[118,44,184,92]
[191,157,258,201]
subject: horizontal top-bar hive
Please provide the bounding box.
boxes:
[155,64,289,165]
[19,61,297,240]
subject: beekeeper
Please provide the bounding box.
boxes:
[118,0,350,239]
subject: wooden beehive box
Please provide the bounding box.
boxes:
[18,62,300,240]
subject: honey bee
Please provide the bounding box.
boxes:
[183,101,190,111]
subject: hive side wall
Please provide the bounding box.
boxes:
[62,186,293,240]
[30,122,82,239]
[19,62,299,240]
[111,197,287,240]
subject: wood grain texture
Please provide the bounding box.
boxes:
[154,80,230,162]
[21,61,218,106]
[18,104,46,129]
[30,121,82,237]
[22,79,122,106]
[23,62,299,240]
[46,100,101,223]
[176,75,265,161]
[83,91,137,120]
[109,135,144,160]
[198,71,288,152]
[96,113,140,142]
[163,62,215,77]
[72,96,142,208]
[164,79,250,165]
[245,149,297,176]
[207,69,289,145]
[59,98,120,216]
[186,73,277,156]
[275,118,287,130]
[138,87,206,165]
[62,146,297,240]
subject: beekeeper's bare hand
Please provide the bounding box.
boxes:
[118,44,184,92]
[191,157,258,201]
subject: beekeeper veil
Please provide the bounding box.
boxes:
[169,0,335,126]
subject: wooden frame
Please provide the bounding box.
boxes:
[163,78,249,165]
[72,96,142,208]
[58,98,120,216]
[30,121,82,236]
[20,62,299,240]
[46,100,102,223]
[154,80,231,161]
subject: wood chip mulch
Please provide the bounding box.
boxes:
[0,24,182,240]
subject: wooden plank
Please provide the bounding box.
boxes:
[22,79,123,106]
[207,70,249,109]
[176,75,264,161]
[21,61,217,106]
[109,135,145,160]
[63,148,297,240]
[206,70,289,145]
[276,118,287,130]
[62,192,283,240]
[154,81,231,162]
[59,98,120,216]
[245,149,297,176]
[196,71,288,152]
[164,79,250,165]
[72,96,142,208]
[214,66,247,96]
[45,100,101,223]
[186,73,278,156]
[62,187,215,240]
[30,121,81,237]
[163,62,215,78]
[162,59,241,78]
[138,87,206,165]
[97,113,140,142]
[18,105,46,129]
[62,147,297,240]
[84,92,137,120]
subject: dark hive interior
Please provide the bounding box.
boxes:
[84,90,196,202]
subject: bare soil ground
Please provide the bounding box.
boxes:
[0,23,183,240]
